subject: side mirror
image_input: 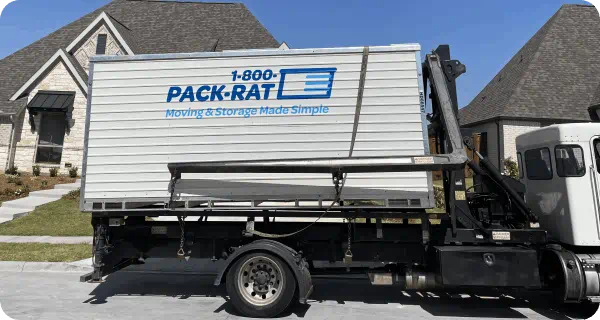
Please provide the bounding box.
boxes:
[588,105,600,122]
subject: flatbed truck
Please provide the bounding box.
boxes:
[79,44,600,318]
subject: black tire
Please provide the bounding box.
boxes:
[560,302,600,319]
[226,252,296,318]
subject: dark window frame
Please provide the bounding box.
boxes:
[525,147,553,180]
[593,139,600,174]
[96,34,107,55]
[35,113,66,165]
[479,132,488,157]
[554,145,586,177]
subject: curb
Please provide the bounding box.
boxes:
[0,260,92,273]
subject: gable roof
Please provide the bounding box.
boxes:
[10,49,88,101]
[459,4,600,127]
[65,11,135,55]
[0,0,279,116]
[105,13,141,54]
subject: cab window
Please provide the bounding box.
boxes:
[525,148,552,180]
[555,145,585,177]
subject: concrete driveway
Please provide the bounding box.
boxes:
[0,259,594,320]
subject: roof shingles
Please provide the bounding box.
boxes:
[0,0,279,116]
[460,4,600,126]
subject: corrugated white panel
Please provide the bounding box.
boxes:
[83,45,431,207]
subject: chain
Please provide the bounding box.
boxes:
[244,171,346,239]
[177,215,186,257]
[168,170,178,210]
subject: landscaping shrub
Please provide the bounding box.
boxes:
[13,185,30,197]
[503,157,519,180]
[2,188,14,196]
[41,180,48,188]
[4,166,19,176]
[434,185,445,209]
[7,175,22,185]
[69,167,78,178]
[49,168,59,177]
[63,188,80,200]
[32,165,41,177]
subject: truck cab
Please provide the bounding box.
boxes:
[516,123,600,247]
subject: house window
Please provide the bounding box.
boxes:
[555,145,585,177]
[35,113,65,164]
[525,147,552,180]
[96,34,107,55]
[479,132,488,157]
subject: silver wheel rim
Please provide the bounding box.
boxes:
[237,255,284,306]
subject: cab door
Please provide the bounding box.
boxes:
[589,137,600,220]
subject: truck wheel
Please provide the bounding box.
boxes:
[539,251,567,303]
[226,252,296,318]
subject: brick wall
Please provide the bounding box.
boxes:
[13,60,87,174]
[74,23,124,72]
[502,120,541,162]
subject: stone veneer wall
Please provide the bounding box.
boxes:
[12,61,87,173]
[0,117,12,171]
[74,23,124,73]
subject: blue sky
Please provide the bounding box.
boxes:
[0,0,593,107]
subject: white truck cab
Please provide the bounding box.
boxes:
[516,123,600,246]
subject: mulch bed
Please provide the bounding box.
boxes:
[0,173,76,204]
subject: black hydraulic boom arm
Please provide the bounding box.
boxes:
[167,45,538,235]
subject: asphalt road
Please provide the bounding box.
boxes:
[0,259,596,320]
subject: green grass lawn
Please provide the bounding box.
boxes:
[0,243,91,262]
[0,195,92,236]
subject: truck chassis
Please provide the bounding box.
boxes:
[81,46,600,318]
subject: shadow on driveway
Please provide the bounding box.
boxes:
[82,259,591,319]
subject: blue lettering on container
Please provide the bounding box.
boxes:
[180,86,195,102]
[165,68,337,119]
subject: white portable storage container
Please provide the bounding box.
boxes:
[82,44,433,212]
